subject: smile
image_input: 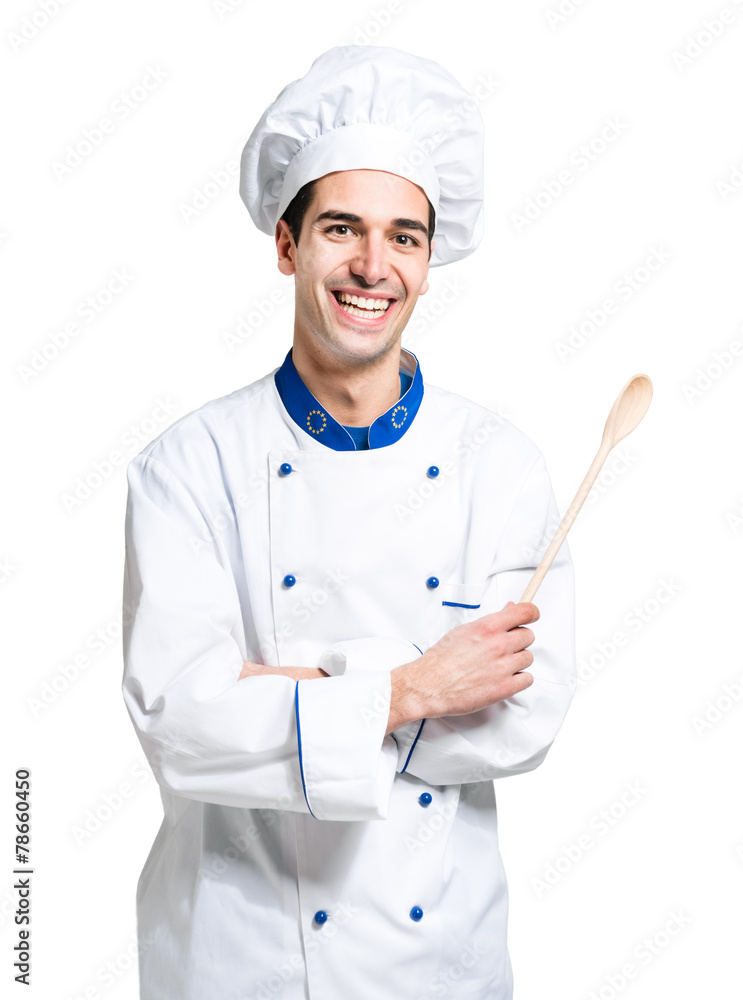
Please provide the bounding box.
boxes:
[332,290,393,319]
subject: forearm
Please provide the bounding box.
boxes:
[386,664,422,735]
[240,660,329,682]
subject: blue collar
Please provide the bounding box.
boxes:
[274,347,424,451]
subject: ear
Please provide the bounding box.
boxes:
[276,219,297,276]
[419,241,434,296]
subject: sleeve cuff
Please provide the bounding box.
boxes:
[294,670,399,821]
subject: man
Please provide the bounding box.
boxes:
[122,45,575,1000]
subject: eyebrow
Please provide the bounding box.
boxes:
[313,210,429,235]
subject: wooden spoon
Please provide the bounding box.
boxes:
[520,374,653,603]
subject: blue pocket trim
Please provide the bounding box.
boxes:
[294,683,316,819]
[442,601,481,609]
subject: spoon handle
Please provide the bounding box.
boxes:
[520,443,609,604]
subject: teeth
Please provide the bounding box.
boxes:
[336,291,391,312]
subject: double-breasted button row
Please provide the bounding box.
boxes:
[312,906,424,924]
[278,463,439,477]
[283,574,441,590]
[277,463,442,591]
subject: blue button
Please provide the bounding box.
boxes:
[314,910,328,925]
[426,576,440,589]
[410,906,424,922]
[279,463,293,476]
[283,574,296,588]
[418,793,432,807]
[426,466,440,478]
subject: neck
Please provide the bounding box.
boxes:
[291,339,403,427]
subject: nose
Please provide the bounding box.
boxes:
[349,232,390,287]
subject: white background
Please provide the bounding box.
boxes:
[2,1,742,998]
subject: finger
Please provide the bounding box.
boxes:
[507,669,534,696]
[498,601,540,629]
[500,627,534,656]
[514,648,534,672]
[517,626,536,649]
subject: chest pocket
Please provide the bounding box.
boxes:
[439,581,489,632]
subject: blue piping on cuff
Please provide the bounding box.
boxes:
[442,602,481,609]
[400,718,426,774]
[294,683,316,819]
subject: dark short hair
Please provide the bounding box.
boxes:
[280,177,436,257]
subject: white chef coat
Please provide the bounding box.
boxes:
[121,346,575,1000]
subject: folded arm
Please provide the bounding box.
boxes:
[122,453,398,821]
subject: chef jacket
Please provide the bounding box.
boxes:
[121,346,576,1000]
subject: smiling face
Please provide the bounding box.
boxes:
[276,169,433,367]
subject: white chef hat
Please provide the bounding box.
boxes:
[239,45,484,266]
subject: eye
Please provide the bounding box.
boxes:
[393,234,421,247]
[326,224,352,236]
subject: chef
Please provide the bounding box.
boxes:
[121,45,576,1000]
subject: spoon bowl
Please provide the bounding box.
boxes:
[601,374,653,451]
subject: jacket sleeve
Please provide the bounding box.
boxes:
[315,454,576,785]
[121,452,398,820]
